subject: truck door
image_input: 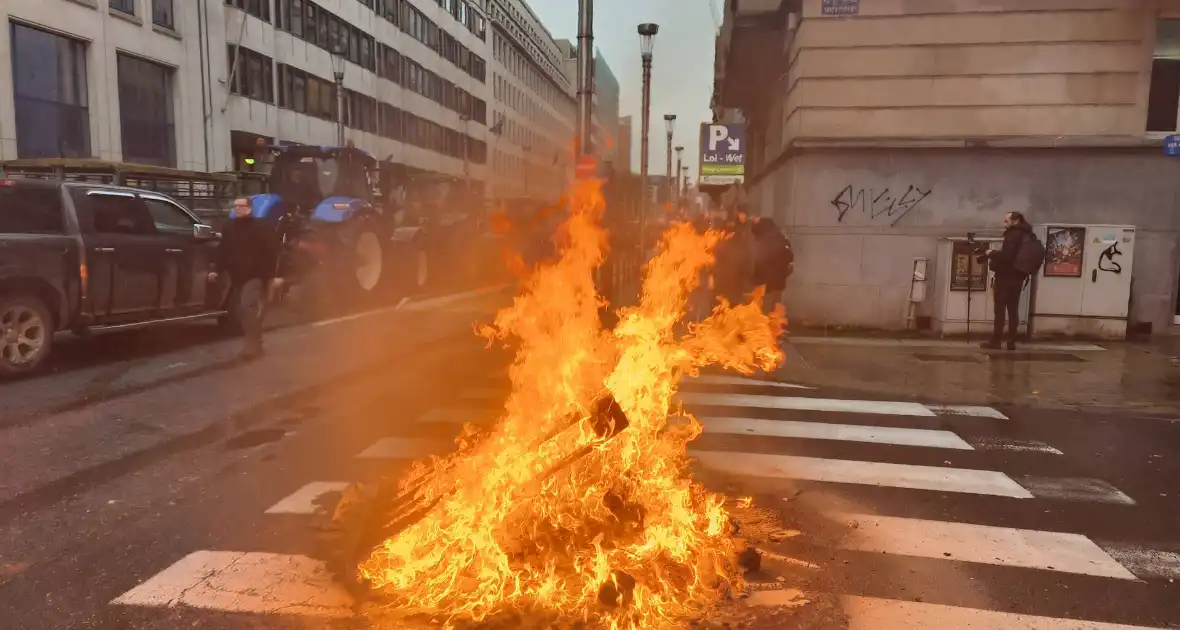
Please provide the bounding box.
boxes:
[140,195,214,313]
[79,191,166,322]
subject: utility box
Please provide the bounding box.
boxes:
[932,237,1030,336]
[1031,224,1136,339]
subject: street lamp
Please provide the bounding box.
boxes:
[330,45,347,146]
[637,23,659,254]
[682,165,689,199]
[663,114,676,211]
[674,145,683,209]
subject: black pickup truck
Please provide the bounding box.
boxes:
[0,178,230,375]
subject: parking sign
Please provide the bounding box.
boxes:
[699,123,745,186]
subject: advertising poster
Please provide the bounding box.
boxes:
[951,241,988,291]
[1045,226,1086,278]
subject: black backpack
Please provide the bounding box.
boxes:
[1013,231,1046,276]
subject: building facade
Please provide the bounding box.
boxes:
[617,114,632,174]
[714,0,1180,334]
[486,0,575,203]
[2,0,493,200]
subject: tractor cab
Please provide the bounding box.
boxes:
[237,144,383,226]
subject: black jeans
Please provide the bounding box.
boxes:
[992,275,1024,342]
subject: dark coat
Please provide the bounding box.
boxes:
[751,218,793,291]
[215,216,280,283]
[990,223,1032,281]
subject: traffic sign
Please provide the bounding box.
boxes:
[1165,135,1180,156]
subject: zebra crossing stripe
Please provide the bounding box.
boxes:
[698,416,974,450]
[833,513,1137,579]
[265,482,350,515]
[686,374,815,390]
[927,404,1009,419]
[110,551,353,617]
[842,596,1167,629]
[1099,544,1180,581]
[417,408,495,425]
[356,437,451,459]
[678,393,937,416]
[1019,477,1136,505]
[689,451,1034,498]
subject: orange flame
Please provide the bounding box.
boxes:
[360,172,785,628]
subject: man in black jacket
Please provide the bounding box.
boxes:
[982,211,1032,350]
[208,198,282,360]
[750,217,794,315]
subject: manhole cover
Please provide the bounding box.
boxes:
[912,353,985,363]
[989,352,1086,362]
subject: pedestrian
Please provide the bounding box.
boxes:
[208,198,283,361]
[713,209,755,307]
[750,216,794,315]
[980,211,1040,350]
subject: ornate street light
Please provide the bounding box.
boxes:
[637,23,659,253]
[330,45,348,146]
[663,114,676,210]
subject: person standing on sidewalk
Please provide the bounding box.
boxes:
[981,211,1041,350]
[208,198,283,361]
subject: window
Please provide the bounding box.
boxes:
[226,0,271,22]
[227,45,274,103]
[289,0,303,36]
[111,0,136,15]
[11,23,90,159]
[118,54,176,167]
[142,197,195,234]
[1149,19,1180,132]
[0,184,65,234]
[87,193,156,235]
[152,0,175,28]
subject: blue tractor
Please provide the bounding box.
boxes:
[231,144,425,306]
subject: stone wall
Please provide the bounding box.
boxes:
[755,149,1180,332]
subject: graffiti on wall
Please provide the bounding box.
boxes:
[831,184,931,226]
[1098,242,1123,275]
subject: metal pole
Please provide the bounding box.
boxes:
[674,152,682,209]
[576,0,594,158]
[335,74,345,146]
[639,55,652,254]
[665,132,673,211]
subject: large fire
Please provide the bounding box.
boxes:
[358,174,785,628]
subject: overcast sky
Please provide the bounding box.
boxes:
[527,0,720,179]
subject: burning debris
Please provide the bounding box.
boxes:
[320,174,785,628]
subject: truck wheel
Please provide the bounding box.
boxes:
[0,295,54,376]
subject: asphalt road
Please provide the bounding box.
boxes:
[1,304,1178,629]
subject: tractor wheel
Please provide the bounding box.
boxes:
[337,214,393,306]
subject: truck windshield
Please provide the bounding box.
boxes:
[270,156,369,202]
[0,184,65,234]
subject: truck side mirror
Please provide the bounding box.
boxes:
[194,224,218,240]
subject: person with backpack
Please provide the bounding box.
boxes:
[750,217,795,315]
[981,211,1044,350]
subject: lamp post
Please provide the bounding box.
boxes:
[663,114,676,212]
[577,0,594,159]
[330,46,347,146]
[682,165,689,205]
[637,23,659,254]
[674,145,683,209]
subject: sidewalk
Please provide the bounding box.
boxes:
[772,335,1180,415]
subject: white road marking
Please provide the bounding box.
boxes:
[927,404,1009,419]
[677,393,936,417]
[843,596,1164,629]
[790,337,1106,351]
[1100,544,1180,580]
[686,374,815,390]
[835,513,1136,579]
[110,551,353,617]
[689,451,1033,498]
[698,416,973,450]
[356,437,451,459]
[1020,477,1136,505]
[399,283,512,311]
[417,408,496,425]
[265,482,350,515]
[313,284,509,327]
[969,437,1063,455]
